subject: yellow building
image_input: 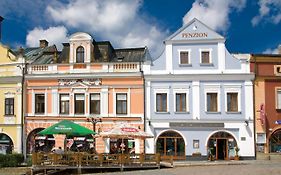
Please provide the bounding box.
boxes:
[0,43,24,154]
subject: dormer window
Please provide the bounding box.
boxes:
[76,46,85,63]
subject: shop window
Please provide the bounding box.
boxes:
[59,94,69,114]
[227,93,238,112]
[35,94,45,114]
[207,93,217,112]
[90,93,100,114]
[75,94,85,114]
[76,46,85,63]
[176,93,186,112]
[116,93,127,114]
[5,98,14,115]
[156,93,167,112]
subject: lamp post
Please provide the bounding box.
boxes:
[86,117,102,147]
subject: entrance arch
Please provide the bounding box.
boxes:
[207,131,237,160]
[269,129,281,153]
[0,133,13,154]
[156,130,185,160]
[26,128,55,154]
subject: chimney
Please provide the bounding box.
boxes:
[39,39,48,48]
[0,16,4,41]
[278,45,281,54]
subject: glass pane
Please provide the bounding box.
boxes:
[180,52,189,64]
[90,94,100,100]
[156,138,164,156]
[201,51,210,63]
[117,94,127,100]
[166,138,175,156]
[207,93,217,112]
[177,138,185,156]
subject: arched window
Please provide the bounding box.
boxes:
[76,46,84,63]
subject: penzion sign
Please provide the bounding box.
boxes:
[182,32,208,38]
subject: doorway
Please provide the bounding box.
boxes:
[217,139,227,160]
[207,131,237,160]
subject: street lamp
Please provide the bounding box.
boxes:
[86,117,102,147]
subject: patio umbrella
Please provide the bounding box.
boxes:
[38,120,96,136]
[98,123,153,139]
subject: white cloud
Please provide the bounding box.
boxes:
[183,0,246,32]
[45,0,167,56]
[263,46,280,54]
[252,0,281,26]
[26,26,69,50]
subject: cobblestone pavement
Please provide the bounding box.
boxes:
[86,160,281,175]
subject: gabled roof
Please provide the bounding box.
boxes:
[165,18,225,42]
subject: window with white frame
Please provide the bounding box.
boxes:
[176,93,186,112]
[156,93,167,112]
[75,94,85,114]
[90,93,100,114]
[76,46,85,63]
[116,93,127,114]
[59,94,69,114]
[207,93,218,112]
[200,50,212,64]
[179,51,190,64]
[227,92,238,112]
[277,90,281,109]
[5,98,14,115]
[35,94,45,114]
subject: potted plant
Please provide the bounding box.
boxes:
[208,147,215,161]
[234,146,240,160]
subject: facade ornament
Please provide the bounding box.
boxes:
[58,79,101,86]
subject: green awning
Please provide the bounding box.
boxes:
[38,120,96,136]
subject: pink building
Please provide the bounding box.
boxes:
[24,33,150,154]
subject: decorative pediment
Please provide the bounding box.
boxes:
[69,32,92,42]
[58,79,101,87]
[166,18,224,42]
[4,92,15,98]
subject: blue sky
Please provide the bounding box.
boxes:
[0,0,281,56]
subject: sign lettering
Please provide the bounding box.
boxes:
[182,32,208,38]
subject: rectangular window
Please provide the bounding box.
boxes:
[116,93,127,114]
[176,93,186,112]
[201,51,210,64]
[277,90,281,109]
[75,94,85,114]
[180,51,189,64]
[207,93,217,112]
[59,94,69,114]
[5,98,14,115]
[156,93,167,112]
[227,93,238,112]
[35,94,45,114]
[193,140,199,149]
[90,93,100,114]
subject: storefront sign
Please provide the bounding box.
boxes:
[170,122,224,128]
[121,127,138,132]
[182,32,208,38]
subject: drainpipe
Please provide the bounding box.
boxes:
[18,47,26,160]
[252,55,257,160]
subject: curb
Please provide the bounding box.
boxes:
[173,161,250,167]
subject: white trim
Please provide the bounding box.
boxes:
[224,86,241,112]
[244,81,253,120]
[52,89,58,116]
[114,91,129,117]
[155,129,187,146]
[204,130,239,147]
[146,81,151,120]
[101,88,108,116]
[173,88,190,112]
[192,81,200,119]
[88,92,101,115]
[218,42,225,71]
[58,93,70,115]
[73,93,86,115]
[178,49,191,65]
[204,85,220,112]
[153,89,170,113]
[166,44,173,73]
[199,48,213,64]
